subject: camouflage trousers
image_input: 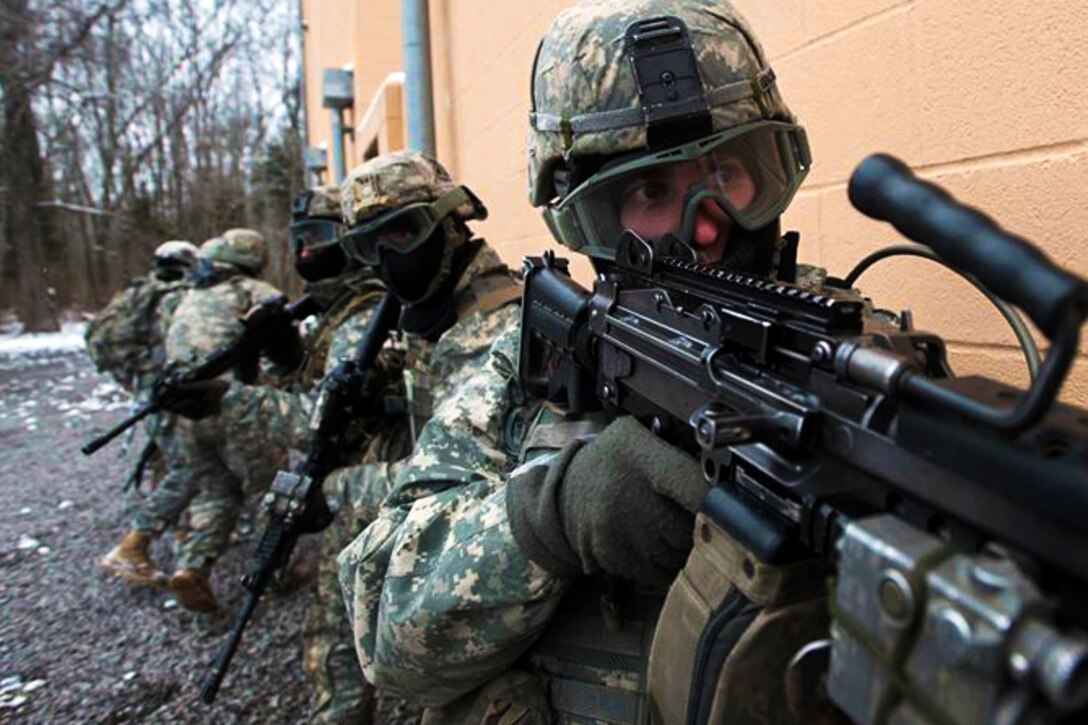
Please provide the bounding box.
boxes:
[131,414,196,535]
[304,428,411,724]
[172,415,288,572]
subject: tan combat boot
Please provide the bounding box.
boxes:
[168,568,219,612]
[97,531,166,587]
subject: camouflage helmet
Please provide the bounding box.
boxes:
[200,228,268,274]
[153,240,198,268]
[293,184,342,222]
[528,0,799,208]
[341,150,486,227]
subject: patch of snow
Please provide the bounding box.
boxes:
[37,547,51,555]
[22,680,46,693]
[19,507,31,516]
[58,500,74,510]
[0,322,87,356]
[16,536,41,551]
[0,694,28,709]
[122,671,137,682]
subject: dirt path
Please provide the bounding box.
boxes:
[0,348,313,723]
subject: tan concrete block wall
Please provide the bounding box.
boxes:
[302,0,403,175]
[761,0,1088,399]
[301,0,356,162]
[305,0,1088,402]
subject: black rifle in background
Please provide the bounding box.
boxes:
[199,291,402,705]
[81,295,319,456]
[520,154,1088,723]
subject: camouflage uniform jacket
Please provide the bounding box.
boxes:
[322,240,522,512]
[165,273,288,380]
[335,264,859,710]
[85,276,190,395]
[217,271,388,451]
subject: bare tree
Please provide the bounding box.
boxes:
[2,0,305,321]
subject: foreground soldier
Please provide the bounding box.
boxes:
[339,1,829,721]
[162,229,296,611]
[92,240,200,584]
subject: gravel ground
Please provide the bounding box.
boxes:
[0,346,317,723]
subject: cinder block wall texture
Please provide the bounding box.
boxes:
[304,0,1088,403]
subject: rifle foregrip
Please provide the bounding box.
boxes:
[848,153,1088,338]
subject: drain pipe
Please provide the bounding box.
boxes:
[322,68,355,183]
[401,0,436,155]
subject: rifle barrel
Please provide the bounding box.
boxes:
[81,403,157,456]
[199,590,261,704]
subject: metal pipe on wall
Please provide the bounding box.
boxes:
[329,111,346,183]
[401,0,436,156]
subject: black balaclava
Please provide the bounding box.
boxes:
[295,243,348,282]
[396,236,483,342]
[153,262,187,283]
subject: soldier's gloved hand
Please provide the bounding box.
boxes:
[243,299,303,372]
[506,416,707,586]
[158,378,230,420]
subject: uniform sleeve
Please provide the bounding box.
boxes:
[337,321,572,706]
[337,477,570,707]
[390,323,520,503]
[219,380,315,451]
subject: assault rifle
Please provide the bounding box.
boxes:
[81,295,319,456]
[521,154,1088,723]
[199,291,402,704]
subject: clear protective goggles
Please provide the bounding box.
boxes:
[544,122,811,260]
[291,218,344,254]
[338,186,478,266]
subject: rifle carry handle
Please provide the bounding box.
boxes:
[848,153,1088,338]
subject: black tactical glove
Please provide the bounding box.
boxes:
[507,416,707,586]
[157,378,230,420]
[242,299,304,373]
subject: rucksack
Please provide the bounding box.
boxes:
[85,277,189,393]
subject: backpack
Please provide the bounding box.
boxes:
[85,278,188,393]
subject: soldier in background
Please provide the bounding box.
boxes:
[85,239,198,395]
[92,240,200,586]
[168,185,411,722]
[320,150,520,723]
[167,154,520,720]
[161,229,298,612]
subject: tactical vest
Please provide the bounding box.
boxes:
[647,497,832,725]
[295,281,386,389]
